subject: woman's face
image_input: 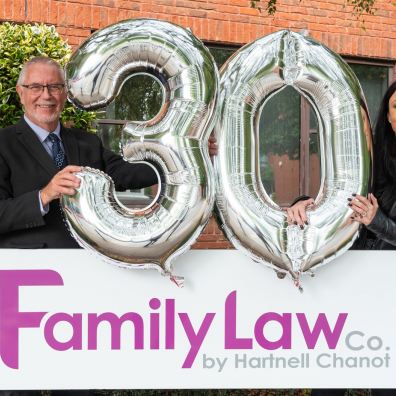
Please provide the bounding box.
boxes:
[387,90,396,134]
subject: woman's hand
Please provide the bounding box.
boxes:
[349,193,378,225]
[286,198,315,228]
[208,135,218,157]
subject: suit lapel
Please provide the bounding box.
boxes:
[16,118,58,177]
[61,126,80,165]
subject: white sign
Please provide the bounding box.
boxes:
[0,249,394,390]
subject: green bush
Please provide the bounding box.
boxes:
[0,22,96,130]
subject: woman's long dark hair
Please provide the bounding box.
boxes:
[373,81,396,195]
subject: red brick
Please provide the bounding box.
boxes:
[67,35,80,45]
[228,13,250,23]
[201,2,216,11]
[65,2,77,26]
[175,0,196,9]
[57,26,66,35]
[155,0,174,5]
[222,20,231,43]
[216,4,236,14]
[202,217,216,234]
[99,7,109,27]
[58,1,66,26]
[192,240,233,249]
[239,6,259,16]
[228,0,248,6]
[206,11,223,22]
[13,0,24,20]
[91,6,101,28]
[67,27,90,37]
[31,0,41,22]
[108,7,118,24]
[80,4,92,27]
[119,1,140,11]
[189,9,207,18]
[3,0,13,19]
[117,8,128,21]
[201,17,208,40]
[48,1,58,24]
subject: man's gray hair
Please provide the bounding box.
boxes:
[17,57,65,85]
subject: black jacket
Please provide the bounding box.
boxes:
[0,118,158,248]
[365,204,396,249]
[362,160,396,250]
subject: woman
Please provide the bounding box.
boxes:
[288,82,396,250]
[349,81,396,249]
[291,83,396,395]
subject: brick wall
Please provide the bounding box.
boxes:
[2,0,395,61]
[1,0,395,248]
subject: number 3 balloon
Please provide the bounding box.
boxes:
[214,30,371,287]
[61,19,218,283]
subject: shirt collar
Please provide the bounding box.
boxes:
[24,115,61,143]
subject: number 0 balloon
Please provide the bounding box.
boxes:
[61,19,218,283]
[214,30,371,287]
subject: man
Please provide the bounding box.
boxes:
[0,56,218,395]
[0,57,217,249]
[0,56,162,395]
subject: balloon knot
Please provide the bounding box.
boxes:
[170,274,184,288]
[293,274,304,293]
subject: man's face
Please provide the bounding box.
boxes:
[16,63,67,132]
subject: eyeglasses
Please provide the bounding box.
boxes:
[21,84,65,95]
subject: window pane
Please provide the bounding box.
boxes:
[96,123,123,154]
[349,63,389,126]
[208,46,236,68]
[95,122,158,209]
[207,45,324,206]
[96,73,164,122]
[93,46,391,209]
[259,86,301,206]
[308,106,320,199]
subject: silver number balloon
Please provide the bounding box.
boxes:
[214,30,372,287]
[62,19,218,281]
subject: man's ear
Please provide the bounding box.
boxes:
[15,85,24,106]
[16,85,22,99]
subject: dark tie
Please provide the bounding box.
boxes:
[46,133,67,169]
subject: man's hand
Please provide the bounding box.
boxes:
[286,198,315,228]
[349,193,378,226]
[40,165,82,206]
[208,135,218,157]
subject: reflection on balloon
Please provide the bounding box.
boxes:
[214,30,372,289]
[61,19,218,283]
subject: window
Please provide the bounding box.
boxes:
[205,45,392,206]
[95,74,164,209]
[258,87,320,206]
[348,61,392,125]
[94,44,393,207]
[96,73,164,153]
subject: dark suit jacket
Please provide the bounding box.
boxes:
[0,118,158,248]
